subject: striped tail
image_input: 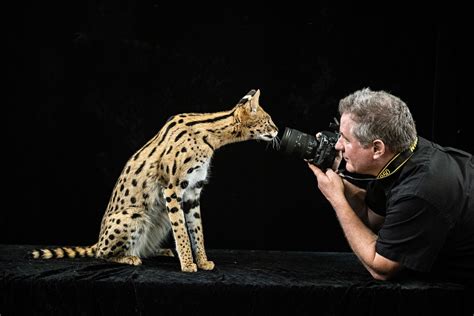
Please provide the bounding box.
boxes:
[31,244,97,259]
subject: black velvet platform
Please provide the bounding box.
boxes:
[1,244,472,315]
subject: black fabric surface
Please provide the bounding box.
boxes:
[1,245,472,315]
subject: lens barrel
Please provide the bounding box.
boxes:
[279,127,319,160]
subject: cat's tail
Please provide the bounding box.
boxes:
[30,244,97,259]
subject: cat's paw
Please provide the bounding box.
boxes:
[109,255,142,266]
[155,249,175,257]
[198,260,215,270]
[181,263,198,273]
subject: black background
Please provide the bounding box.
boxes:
[5,2,472,252]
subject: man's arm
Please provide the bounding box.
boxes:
[308,164,402,280]
[342,179,385,231]
[330,196,402,280]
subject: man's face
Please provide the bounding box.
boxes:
[335,113,376,175]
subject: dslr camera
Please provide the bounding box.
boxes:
[279,121,340,170]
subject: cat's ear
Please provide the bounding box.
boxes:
[238,89,259,114]
[249,89,260,113]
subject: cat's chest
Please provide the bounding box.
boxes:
[184,159,210,187]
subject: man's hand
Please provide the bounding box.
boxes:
[307,162,346,208]
[315,132,342,171]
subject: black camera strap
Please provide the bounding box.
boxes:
[339,137,418,182]
[376,137,418,179]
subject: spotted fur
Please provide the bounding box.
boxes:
[31,89,278,272]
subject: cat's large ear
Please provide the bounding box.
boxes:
[237,89,259,114]
[249,89,260,113]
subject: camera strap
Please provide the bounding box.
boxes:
[339,137,418,182]
[376,137,418,179]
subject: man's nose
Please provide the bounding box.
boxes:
[335,137,343,151]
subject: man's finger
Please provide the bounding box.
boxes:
[307,162,323,176]
[331,151,343,171]
[325,168,343,182]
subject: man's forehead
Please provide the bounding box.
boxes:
[339,115,353,130]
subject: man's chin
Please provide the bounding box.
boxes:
[344,163,355,173]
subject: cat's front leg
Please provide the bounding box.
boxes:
[183,187,214,271]
[164,185,197,272]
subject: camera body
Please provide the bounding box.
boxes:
[279,125,340,170]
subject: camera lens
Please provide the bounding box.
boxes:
[279,127,319,160]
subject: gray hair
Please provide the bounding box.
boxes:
[338,88,417,153]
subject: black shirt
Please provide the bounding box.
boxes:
[365,137,474,282]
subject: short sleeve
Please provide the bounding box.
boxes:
[365,181,387,216]
[375,196,450,272]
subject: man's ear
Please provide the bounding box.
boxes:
[372,139,386,159]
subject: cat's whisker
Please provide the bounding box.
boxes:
[272,136,281,150]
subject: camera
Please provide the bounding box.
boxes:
[279,122,340,170]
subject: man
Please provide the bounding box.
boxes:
[308,88,474,282]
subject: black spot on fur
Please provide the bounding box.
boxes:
[196,181,205,188]
[203,136,214,150]
[135,161,146,175]
[185,110,235,126]
[183,200,200,214]
[169,207,179,213]
[131,213,141,219]
[175,130,187,142]
[148,147,157,157]
[157,121,176,147]
[180,181,188,189]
